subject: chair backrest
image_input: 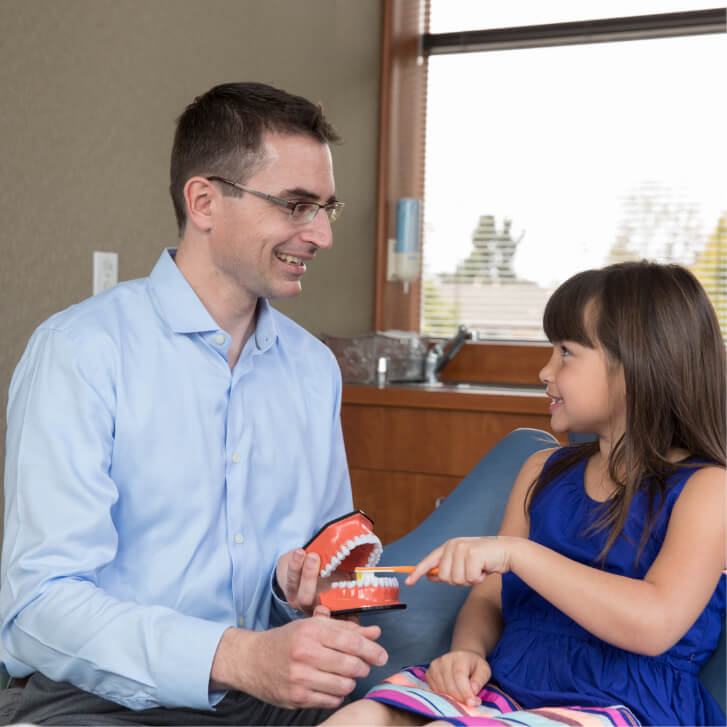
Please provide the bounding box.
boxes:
[355,428,557,696]
[699,609,726,713]
[354,427,726,714]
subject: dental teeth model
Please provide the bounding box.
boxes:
[304,511,383,577]
[303,510,406,614]
[319,575,401,613]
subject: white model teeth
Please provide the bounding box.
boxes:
[319,532,383,577]
[331,576,397,588]
[367,542,383,567]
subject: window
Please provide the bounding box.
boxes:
[376,2,727,352]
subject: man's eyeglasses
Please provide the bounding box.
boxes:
[206,176,344,224]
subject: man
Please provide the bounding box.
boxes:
[0,82,387,725]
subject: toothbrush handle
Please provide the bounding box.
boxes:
[354,566,439,575]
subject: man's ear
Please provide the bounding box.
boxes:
[183,177,217,232]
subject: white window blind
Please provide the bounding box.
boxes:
[421,3,727,340]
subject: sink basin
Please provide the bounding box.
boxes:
[389,381,543,396]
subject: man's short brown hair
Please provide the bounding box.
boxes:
[169,82,340,235]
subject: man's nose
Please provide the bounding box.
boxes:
[301,208,333,249]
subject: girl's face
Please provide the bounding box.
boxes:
[539,337,626,439]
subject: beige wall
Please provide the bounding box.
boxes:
[0,0,382,531]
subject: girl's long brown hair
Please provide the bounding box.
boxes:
[528,261,726,562]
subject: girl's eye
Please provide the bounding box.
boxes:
[560,345,571,357]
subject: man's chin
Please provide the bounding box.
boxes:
[268,282,303,300]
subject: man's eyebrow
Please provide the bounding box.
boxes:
[282,187,339,204]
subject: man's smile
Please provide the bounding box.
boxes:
[274,251,305,267]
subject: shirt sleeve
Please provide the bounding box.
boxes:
[0,327,227,711]
[269,570,305,626]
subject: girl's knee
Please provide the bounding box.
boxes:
[320,697,426,726]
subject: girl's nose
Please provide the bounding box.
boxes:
[539,348,557,385]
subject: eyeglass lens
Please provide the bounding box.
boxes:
[292,204,342,224]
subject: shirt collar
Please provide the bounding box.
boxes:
[150,248,280,350]
[149,248,219,334]
[253,299,279,352]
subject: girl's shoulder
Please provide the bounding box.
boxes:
[664,459,725,500]
[517,445,590,486]
[664,461,726,572]
[512,446,568,501]
[653,462,725,551]
[526,443,589,472]
[526,445,562,467]
[673,462,725,506]
[519,446,563,482]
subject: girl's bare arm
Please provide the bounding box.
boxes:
[505,463,725,655]
[411,453,725,657]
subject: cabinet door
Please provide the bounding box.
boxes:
[341,389,556,544]
[344,405,552,478]
[350,468,459,545]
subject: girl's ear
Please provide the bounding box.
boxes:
[183,177,216,233]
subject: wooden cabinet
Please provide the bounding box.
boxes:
[342,383,558,545]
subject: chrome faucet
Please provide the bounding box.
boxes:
[425,324,470,383]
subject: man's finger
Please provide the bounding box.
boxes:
[287,663,356,705]
[296,552,320,609]
[285,549,306,597]
[315,619,387,667]
[316,616,382,644]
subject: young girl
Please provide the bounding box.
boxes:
[324,261,726,726]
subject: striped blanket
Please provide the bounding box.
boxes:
[364,666,640,726]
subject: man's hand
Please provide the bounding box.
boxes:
[276,547,327,615]
[425,649,491,707]
[210,616,388,709]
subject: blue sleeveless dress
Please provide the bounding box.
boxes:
[488,449,725,726]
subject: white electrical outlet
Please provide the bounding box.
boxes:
[93,251,118,295]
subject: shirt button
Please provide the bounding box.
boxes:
[214,334,225,345]
[231,453,241,463]
[234,534,244,544]
[238,616,244,627]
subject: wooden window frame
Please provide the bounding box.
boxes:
[374,0,428,333]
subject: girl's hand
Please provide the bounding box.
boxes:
[406,536,514,586]
[425,649,491,707]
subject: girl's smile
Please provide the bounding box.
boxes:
[546,393,563,413]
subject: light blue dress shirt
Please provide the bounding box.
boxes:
[0,248,352,711]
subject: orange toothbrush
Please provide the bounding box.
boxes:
[354,566,438,576]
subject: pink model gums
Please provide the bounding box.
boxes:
[303,510,406,615]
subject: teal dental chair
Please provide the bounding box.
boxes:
[354,428,726,715]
